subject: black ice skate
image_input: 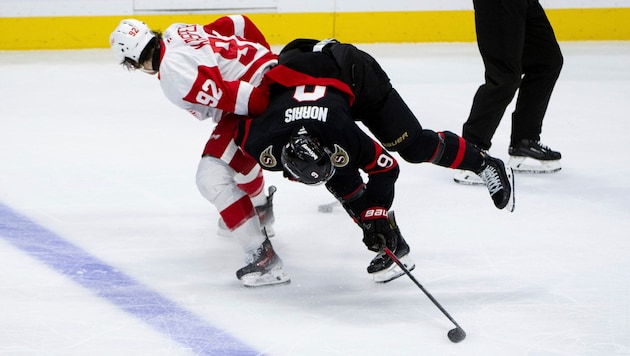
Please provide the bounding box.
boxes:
[367,212,415,283]
[218,185,277,237]
[453,168,484,186]
[236,237,290,287]
[508,139,562,174]
[479,154,515,212]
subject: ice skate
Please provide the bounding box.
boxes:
[508,139,562,174]
[479,154,515,212]
[453,169,484,186]
[236,237,290,287]
[218,186,277,237]
[454,148,488,186]
[367,212,415,283]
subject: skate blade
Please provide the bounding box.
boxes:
[505,166,516,213]
[372,255,416,284]
[508,156,561,174]
[453,170,484,186]
[241,268,290,288]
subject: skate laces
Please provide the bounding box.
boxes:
[481,165,502,196]
[246,239,269,264]
[518,140,554,153]
[245,248,262,264]
[533,141,553,152]
[535,141,554,154]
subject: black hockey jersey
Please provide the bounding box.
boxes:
[235,83,399,213]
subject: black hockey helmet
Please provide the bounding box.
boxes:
[281,128,335,185]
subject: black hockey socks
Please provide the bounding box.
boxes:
[398,130,484,171]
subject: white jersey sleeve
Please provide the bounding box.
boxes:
[158,18,277,122]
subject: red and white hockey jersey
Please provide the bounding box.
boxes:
[158,15,277,122]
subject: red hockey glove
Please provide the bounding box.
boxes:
[360,207,396,252]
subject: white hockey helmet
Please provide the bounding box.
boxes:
[109,19,156,64]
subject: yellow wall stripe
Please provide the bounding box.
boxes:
[1,9,629,50]
[335,11,477,43]
[546,8,630,41]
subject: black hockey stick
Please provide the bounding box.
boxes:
[384,247,466,343]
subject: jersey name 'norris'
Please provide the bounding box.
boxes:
[284,106,329,123]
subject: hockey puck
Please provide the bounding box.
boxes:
[318,204,333,213]
[447,327,466,343]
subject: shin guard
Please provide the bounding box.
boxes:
[398,130,484,172]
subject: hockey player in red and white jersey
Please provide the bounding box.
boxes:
[109,16,288,287]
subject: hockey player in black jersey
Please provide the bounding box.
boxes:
[234,39,515,282]
[236,85,414,282]
[266,38,514,211]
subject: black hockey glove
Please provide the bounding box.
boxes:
[359,207,396,252]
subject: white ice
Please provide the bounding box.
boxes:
[1,41,629,355]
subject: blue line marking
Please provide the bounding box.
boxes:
[0,202,259,356]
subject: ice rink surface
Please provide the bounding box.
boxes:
[1,41,629,355]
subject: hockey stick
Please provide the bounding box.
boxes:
[384,247,466,343]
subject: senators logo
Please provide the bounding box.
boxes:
[331,144,349,168]
[259,145,277,168]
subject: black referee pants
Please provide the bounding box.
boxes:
[463,0,563,150]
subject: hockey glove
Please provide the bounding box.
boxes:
[360,207,397,252]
